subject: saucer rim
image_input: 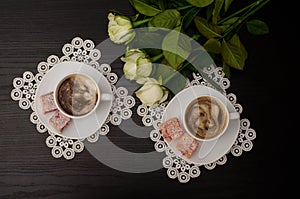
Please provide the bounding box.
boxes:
[161,85,240,165]
[35,61,113,139]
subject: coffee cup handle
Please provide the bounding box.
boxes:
[229,112,240,120]
[101,93,113,101]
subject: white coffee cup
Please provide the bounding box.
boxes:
[54,73,112,119]
[182,95,239,142]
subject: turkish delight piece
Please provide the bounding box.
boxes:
[160,117,184,142]
[40,92,57,114]
[49,110,71,133]
[176,133,199,158]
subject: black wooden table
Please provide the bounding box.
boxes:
[0,0,289,198]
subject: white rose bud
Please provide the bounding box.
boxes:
[135,78,168,106]
[121,49,152,80]
[107,13,135,44]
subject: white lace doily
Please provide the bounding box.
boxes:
[11,37,136,160]
[137,65,256,183]
[10,37,256,181]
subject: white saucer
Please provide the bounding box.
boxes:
[35,61,113,139]
[161,85,240,165]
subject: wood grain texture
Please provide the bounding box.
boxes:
[0,0,289,198]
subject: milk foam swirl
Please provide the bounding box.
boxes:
[185,96,227,139]
[57,74,98,116]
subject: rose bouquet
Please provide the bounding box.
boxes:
[107,0,270,106]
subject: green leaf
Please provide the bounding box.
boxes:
[130,13,140,22]
[129,31,163,57]
[219,17,238,32]
[186,0,215,8]
[162,27,192,69]
[203,38,221,54]
[221,34,248,70]
[153,60,187,95]
[190,50,215,68]
[221,16,239,25]
[156,0,167,10]
[129,0,161,16]
[246,19,269,35]
[194,16,222,39]
[149,9,182,29]
[168,0,190,9]
[164,71,187,95]
[222,61,231,77]
[224,0,233,12]
[151,60,175,80]
[182,7,200,30]
[212,0,224,24]
[206,3,214,20]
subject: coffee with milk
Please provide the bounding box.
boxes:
[184,96,228,140]
[57,74,98,117]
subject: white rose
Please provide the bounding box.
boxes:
[135,78,168,106]
[121,49,152,80]
[108,13,135,44]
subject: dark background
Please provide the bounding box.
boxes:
[0,0,290,198]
